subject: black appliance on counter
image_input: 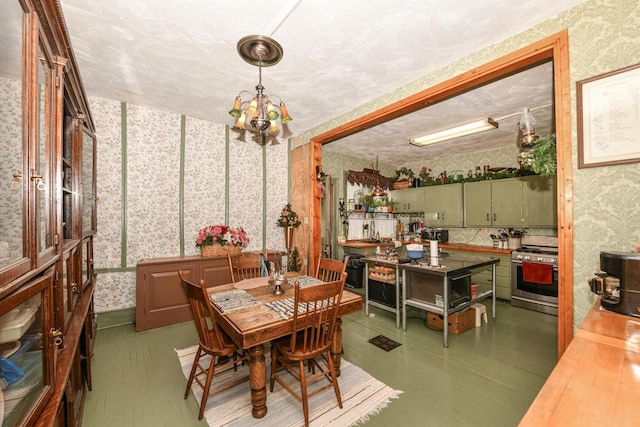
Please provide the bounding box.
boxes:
[589,251,640,318]
[421,228,449,243]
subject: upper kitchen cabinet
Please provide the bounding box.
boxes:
[423,183,463,227]
[522,175,557,228]
[464,178,523,227]
[392,187,426,213]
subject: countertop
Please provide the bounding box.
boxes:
[519,298,640,426]
[338,240,512,256]
[363,252,499,277]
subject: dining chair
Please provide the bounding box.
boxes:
[269,278,346,427]
[315,256,348,284]
[178,271,250,420]
[228,252,265,282]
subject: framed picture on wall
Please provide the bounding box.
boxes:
[577,63,640,168]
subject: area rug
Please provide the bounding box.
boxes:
[368,335,401,352]
[176,345,402,426]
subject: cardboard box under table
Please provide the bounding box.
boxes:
[427,308,475,335]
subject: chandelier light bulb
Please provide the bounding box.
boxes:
[229,35,292,137]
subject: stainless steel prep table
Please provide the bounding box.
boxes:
[362,256,403,328]
[401,253,499,347]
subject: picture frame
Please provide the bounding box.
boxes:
[577,63,640,168]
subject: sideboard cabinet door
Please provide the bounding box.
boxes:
[135,261,197,331]
[135,255,238,331]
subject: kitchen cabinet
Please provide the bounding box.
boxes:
[391,187,426,213]
[423,183,463,227]
[464,178,523,227]
[522,175,557,228]
[1,1,97,425]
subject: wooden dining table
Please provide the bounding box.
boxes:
[207,276,363,419]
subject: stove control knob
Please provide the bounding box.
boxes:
[516,254,523,260]
[536,257,544,262]
[551,258,557,264]
[524,255,531,261]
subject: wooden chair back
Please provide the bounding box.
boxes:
[288,278,345,356]
[179,271,227,353]
[228,252,264,282]
[315,257,348,284]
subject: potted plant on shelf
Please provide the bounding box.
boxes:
[393,167,414,189]
[196,224,249,257]
[418,166,433,186]
[276,203,301,250]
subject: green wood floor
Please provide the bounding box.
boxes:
[82,298,557,426]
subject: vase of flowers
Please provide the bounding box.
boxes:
[277,203,301,250]
[196,224,250,257]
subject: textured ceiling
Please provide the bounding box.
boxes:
[2,0,588,164]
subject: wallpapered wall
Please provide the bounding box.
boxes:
[0,77,22,264]
[90,96,289,312]
[311,0,640,329]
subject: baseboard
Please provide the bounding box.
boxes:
[97,307,135,329]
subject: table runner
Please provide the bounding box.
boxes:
[209,289,261,313]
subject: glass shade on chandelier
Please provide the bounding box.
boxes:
[229,35,292,136]
[519,107,539,147]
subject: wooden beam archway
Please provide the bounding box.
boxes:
[309,30,573,358]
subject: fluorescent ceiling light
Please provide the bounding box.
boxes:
[410,118,498,146]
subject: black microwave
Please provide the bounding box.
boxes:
[405,271,471,308]
[421,228,449,243]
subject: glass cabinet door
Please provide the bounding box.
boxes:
[81,128,96,235]
[34,34,55,263]
[0,0,29,282]
[0,272,54,425]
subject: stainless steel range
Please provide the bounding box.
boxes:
[511,235,558,315]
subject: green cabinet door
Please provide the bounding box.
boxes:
[424,183,463,227]
[522,175,557,227]
[464,179,523,227]
[392,187,426,213]
[491,179,523,227]
[463,181,492,226]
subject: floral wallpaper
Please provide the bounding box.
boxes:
[182,117,226,256]
[311,0,640,329]
[90,97,290,312]
[0,77,23,264]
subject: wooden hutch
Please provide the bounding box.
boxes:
[0,0,97,425]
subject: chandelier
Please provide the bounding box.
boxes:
[229,35,292,136]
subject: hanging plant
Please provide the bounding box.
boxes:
[519,134,557,176]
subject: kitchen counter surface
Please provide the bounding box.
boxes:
[338,240,512,256]
[519,298,640,426]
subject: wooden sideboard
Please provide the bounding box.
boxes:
[519,298,640,426]
[135,252,284,331]
[135,255,232,331]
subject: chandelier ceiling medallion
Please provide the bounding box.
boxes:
[229,35,292,136]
